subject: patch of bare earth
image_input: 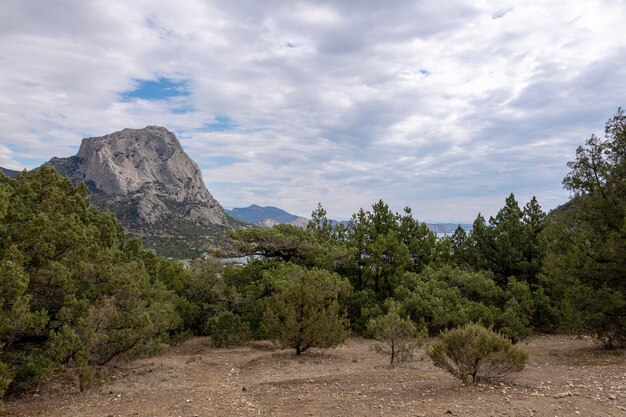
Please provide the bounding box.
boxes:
[2,335,625,417]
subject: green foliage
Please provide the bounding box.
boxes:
[395,268,487,329]
[261,263,350,354]
[232,224,314,262]
[341,201,437,302]
[177,259,229,333]
[498,278,534,341]
[204,311,251,348]
[397,207,438,273]
[367,232,412,296]
[346,289,383,334]
[0,259,48,349]
[465,194,546,286]
[366,302,423,364]
[231,224,344,271]
[78,366,104,392]
[307,202,334,243]
[0,361,10,410]
[542,108,626,348]
[217,259,286,339]
[437,194,549,332]
[427,323,528,383]
[446,225,471,268]
[0,166,184,401]
[394,266,532,341]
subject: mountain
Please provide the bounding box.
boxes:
[426,223,473,234]
[226,205,309,228]
[226,205,471,234]
[46,126,231,257]
[0,167,20,178]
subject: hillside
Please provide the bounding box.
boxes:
[0,167,19,178]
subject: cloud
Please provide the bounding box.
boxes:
[0,0,625,221]
[0,144,20,170]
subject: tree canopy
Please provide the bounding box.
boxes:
[541,108,626,347]
[0,167,187,403]
[261,263,350,354]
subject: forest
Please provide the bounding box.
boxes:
[0,109,624,408]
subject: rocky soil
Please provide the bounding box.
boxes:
[3,335,625,417]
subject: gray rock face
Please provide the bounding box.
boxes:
[48,126,229,230]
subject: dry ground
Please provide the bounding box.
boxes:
[2,335,625,417]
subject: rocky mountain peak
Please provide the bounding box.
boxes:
[76,126,190,196]
[48,126,228,232]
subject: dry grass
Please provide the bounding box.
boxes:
[2,335,625,417]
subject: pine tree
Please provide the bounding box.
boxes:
[542,108,626,347]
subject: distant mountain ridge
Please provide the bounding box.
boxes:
[227,205,471,234]
[227,205,300,224]
[226,205,309,228]
[0,167,20,178]
[427,223,473,234]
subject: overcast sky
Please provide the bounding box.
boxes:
[1,0,625,221]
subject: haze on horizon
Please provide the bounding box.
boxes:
[1,0,625,222]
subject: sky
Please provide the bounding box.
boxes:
[1,0,625,222]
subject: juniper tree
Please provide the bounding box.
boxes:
[261,263,350,355]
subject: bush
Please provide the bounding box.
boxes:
[0,361,10,410]
[427,323,528,383]
[261,263,350,355]
[78,366,105,392]
[204,311,251,348]
[0,167,182,401]
[366,303,423,364]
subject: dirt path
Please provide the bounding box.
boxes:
[3,335,625,416]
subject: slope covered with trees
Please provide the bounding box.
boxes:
[0,167,198,406]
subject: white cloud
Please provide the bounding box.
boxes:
[0,144,20,170]
[0,0,625,220]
